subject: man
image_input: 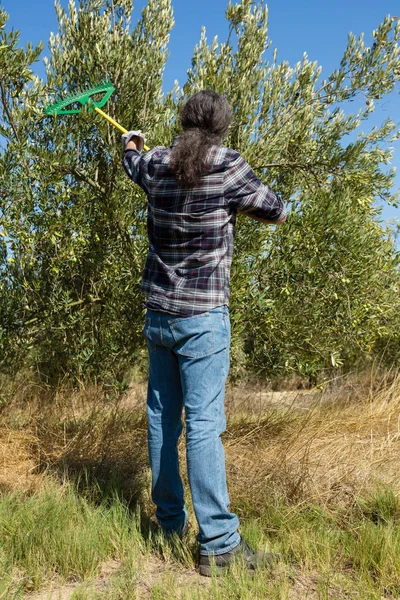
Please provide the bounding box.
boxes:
[122,90,286,576]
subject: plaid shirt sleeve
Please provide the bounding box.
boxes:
[223,152,286,222]
[122,148,151,193]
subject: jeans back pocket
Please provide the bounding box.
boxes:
[169,311,228,358]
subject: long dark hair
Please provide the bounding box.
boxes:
[170,90,232,188]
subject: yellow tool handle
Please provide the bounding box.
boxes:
[94,106,150,152]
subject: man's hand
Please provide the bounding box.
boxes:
[122,130,147,152]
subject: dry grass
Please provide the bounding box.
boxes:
[0,428,45,494]
[224,372,400,511]
[1,370,400,509]
[1,370,400,598]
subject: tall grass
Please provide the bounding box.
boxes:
[0,485,143,596]
[0,370,399,598]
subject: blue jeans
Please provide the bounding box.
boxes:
[143,305,241,556]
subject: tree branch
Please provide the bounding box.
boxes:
[0,78,20,142]
[254,161,337,191]
[33,155,106,194]
[254,162,318,169]
[69,167,106,194]
[0,77,35,204]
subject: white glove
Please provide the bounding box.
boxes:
[122,130,147,151]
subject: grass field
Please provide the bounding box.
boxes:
[0,370,399,599]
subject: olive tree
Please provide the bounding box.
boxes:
[1,0,399,383]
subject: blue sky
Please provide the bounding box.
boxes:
[2,0,400,224]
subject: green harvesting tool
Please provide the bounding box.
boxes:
[45,81,149,151]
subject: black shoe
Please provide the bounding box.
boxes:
[198,538,279,577]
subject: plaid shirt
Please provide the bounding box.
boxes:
[123,139,286,317]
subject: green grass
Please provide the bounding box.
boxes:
[0,484,143,597]
[0,482,399,598]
